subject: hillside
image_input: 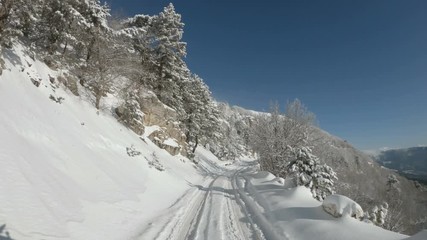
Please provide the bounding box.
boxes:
[1,0,426,238]
[1,43,421,240]
[216,103,427,234]
[0,44,207,239]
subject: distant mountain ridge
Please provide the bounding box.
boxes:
[374,146,427,184]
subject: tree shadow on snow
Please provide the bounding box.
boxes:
[238,205,335,227]
[249,183,287,193]
[2,48,23,67]
[0,224,15,240]
[272,206,334,222]
[187,181,236,201]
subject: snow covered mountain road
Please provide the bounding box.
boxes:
[137,173,262,240]
[136,156,272,240]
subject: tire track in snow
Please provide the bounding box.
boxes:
[231,170,266,240]
[223,179,249,240]
[137,162,283,240]
[135,177,212,240]
[186,176,250,240]
[184,175,220,239]
[232,169,289,240]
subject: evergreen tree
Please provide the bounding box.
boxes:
[182,74,220,153]
[37,0,72,54]
[0,0,36,49]
[149,3,187,114]
[286,146,337,200]
[81,0,110,62]
[122,4,188,117]
[121,14,157,88]
[0,0,15,50]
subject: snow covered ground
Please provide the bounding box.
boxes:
[0,45,204,240]
[137,152,413,240]
[1,45,424,239]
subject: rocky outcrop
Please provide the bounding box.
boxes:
[138,90,177,126]
[137,89,188,156]
[148,127,185,156]
[58,73,79,96]
[114,88,188,156]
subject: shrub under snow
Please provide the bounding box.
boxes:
[322,194,364,219]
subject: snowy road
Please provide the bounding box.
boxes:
[136,160,271,240]
[133,153,409,240]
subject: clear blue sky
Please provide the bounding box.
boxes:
[110,0,427,151]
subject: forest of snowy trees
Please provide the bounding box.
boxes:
[0,0,222,156]
[0,0,337,199]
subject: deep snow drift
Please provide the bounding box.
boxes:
[241,171,408,240]
[0,45,424,240]
[0,45,205,239]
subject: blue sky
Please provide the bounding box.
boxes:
[111,0,427,150]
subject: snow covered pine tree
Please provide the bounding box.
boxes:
[286,146,338,200]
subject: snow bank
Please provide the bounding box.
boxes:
[0,44,203,240]
[241,171,407,240]
[404,230,427,240]
[322,194,364,219]
[163,138,179,147]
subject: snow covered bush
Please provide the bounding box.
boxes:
[322,194,364,219]
[387,174,400,192]
[368,202,389,226]
[286,146,337,200]
[126,145,141,157]
[145,152,165,171]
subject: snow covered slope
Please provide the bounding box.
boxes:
[0,45,422,240]
[0,45,204,239]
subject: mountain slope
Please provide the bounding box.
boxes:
[216,103,427,234]
[0,44,206,240]
[2,44,423,240]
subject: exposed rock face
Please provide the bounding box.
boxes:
[148,127,186,156]
[138,90,177,126]
[138,89,188,156]
[58,73,79,96]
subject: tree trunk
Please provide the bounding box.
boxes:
[86,37,95,61]
[95,89,102,109]
[62,41,68,55]
[192,135,198,153]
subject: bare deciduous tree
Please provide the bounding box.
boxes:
[249,99,316,177]
[77,35,129,109]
